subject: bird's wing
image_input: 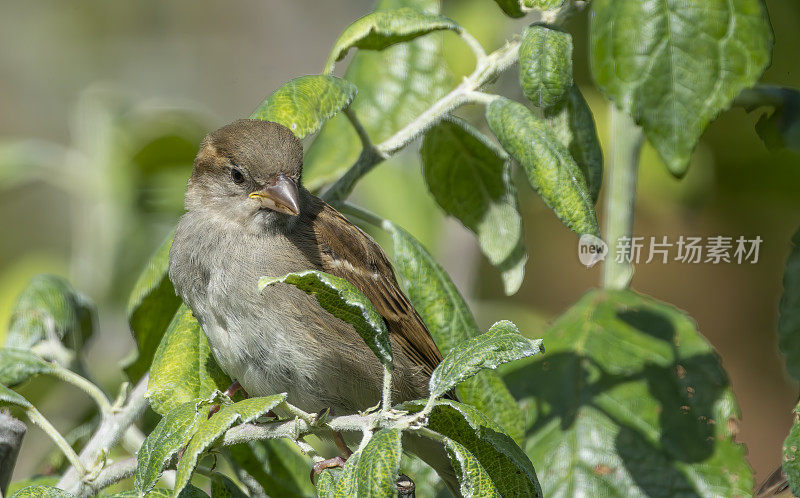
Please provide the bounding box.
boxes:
[305,199,443,377]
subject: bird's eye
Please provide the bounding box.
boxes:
[230,167,245,184]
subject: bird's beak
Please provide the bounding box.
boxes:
[249,174,300,216]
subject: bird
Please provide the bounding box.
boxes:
[168,118,457,492]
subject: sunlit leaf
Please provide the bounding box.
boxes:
[8,486,72,498]
[386,222,525,442]
[504,289,752,496]
[124,233,182,382]
[443,437,500,497]
[487,97,599,236]
[146,305,231,416]
[519,24,573,108]
[590,0,773,176]
[251,75,357,139]
[325,8,460,73]
[174,395,286,496]
[421,118,526,295]
[135,400,207,495]
[429,320,543,398]
[355,429,403,497]
[259,271,392,370]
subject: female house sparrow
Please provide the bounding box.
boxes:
[168,119,456,489]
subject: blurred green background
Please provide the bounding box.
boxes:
[0,0,798,485]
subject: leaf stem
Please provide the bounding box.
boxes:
[459,30,486,61]
[380,367,392,415]
[50,365,113,414]
[321,39,521,202]
[601,105,644,289]
[344,108,374,152]
[25,406,86,476]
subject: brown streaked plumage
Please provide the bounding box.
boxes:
[169,119,458,492]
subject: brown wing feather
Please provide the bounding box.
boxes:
[304,197,443,377]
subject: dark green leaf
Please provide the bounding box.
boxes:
[259,271,392,370]
[355,429,403,497]
[135,400,207,495]
[227,440,314,498]
[386,222,524,442]
[146,305,231,416]
[402,399,542,497]
[590,0,773,176]
[303,0,451,190]
[504,289,752,496]
[124,233,182,382]
[174,395,286,495]
[487,97,599,236]
[429,320,542,398]
[519,24,573,108]
[109,485,209,498]
[421,118,526,295]
[5,275,95,353]
[543,85,603,203]
[8,486,72,498]
[325,8,460,73]
[738,85,800,154]
[779,226,800,382]
[251,75,357,139]
[783,405,800,496]
[524,0,564,9]
[210,474,248,498]
[492,0,525,18]
[442,437,500,497]
[0,348,53,387]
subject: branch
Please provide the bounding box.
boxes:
[601,105,644,289]
[0,411,26,497]
[75,457,137,497]
[57,373,150,497]
[321,39,521,203]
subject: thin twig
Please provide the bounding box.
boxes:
[25,406,86,476]
[57,374,150,497]
[50,365,113,414]
[321,39,521,203]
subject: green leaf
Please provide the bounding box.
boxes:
[402,399,542,497]
[0,348,53,387]
[6,478,59,497]
[355,429,403,497]
[227,440,314,498]
[491,0,525,18]
[590,0,773,176]
[333,452,361,497]
[8,486,72,498]
[210,474,248,498]
[504,289,752,496]
[783,406,800,496]
[486,97,599,236]
[421,117,526,295]
[135,400,207,495]
[303,0,451,190]
[315,469,338,498]
[259,270,392,370]
[174,395,286,496]
[429,321,542,398]
[779,226,800,383]
[5,275,95,353]
[251,75,357,139]
[738,85,800,154]
[524,0,564,9]
[0,384,31,409]
[543,85,603,203]
[124,233,182,382]
[109,485,209,498]
[146,305,231,416]
[442,437,500,497]
[324,7,460,74]
[519,24,573,108]
[386,222,524,442]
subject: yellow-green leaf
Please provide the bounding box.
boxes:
[324,7,460,74]
[519,24,573,108]
[251,75,356,139]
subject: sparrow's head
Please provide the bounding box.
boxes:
[186,119,304,228]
